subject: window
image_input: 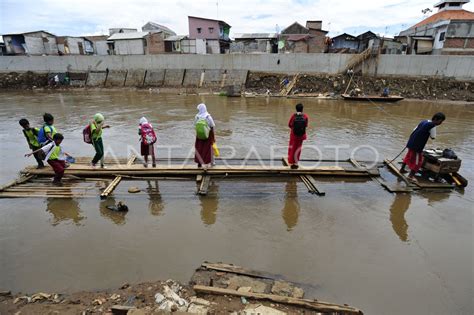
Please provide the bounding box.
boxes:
[439,32,445,42]
[209,27,214,33]
[197,27,202,34]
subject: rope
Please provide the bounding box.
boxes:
[388,147,407,163]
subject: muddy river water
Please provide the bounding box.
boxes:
[0,90,472,314]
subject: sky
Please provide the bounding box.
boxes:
[1,0,473,38]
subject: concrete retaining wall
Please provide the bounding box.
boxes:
[86,71,106,87]
[105,70,126,87]
[125,69,146,87]
[164,69,185,86]
[144,70,165,87]
[0,54,473,80]
[362,55,474,79]
[183,69,203,87]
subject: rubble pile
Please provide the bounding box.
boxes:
[245,72,474,101]
[0,71,48,89]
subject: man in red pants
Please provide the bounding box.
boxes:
[288,103,309,169]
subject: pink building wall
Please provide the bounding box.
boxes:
[188,17,221,40]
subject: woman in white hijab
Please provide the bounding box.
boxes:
[194,103,216,168]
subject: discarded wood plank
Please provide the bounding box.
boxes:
[201,263,279,280]
[100,155,137,199]
[0,175,35,192]
[193,285,363,314]
[196,175,203,182]
[198,176,211,195]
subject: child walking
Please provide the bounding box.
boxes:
[90,113,110,168]
[288,103,309,169]
[26,133,71,185]
[19,118,44,169]
[400,112,446,183]
[37,113,57,145]
[138,117,157,168]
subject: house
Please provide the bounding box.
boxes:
[2,31,58,55]
[164,35,196,53]
[188,16,231,54]
[108,32,149,55]
[380,37,404,54]
[107,31,167,55]
[357,31,379,52]
[278,21,328,53]
[0,38,5,55]
[330,33,359,53]
[85,35,109,55]
[57,36,94,55]
[230,33,278,53]
[398,0,474,55]
[142,22,176,37]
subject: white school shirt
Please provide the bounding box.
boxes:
[41,142,65,161]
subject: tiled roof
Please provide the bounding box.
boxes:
[413,9,474,28]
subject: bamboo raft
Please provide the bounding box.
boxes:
[0,157,378,199]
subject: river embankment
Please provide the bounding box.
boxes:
[1,70,473,102]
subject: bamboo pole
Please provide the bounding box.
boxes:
[100,155,137,199]
[0,175,35,192]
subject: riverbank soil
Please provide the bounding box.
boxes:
[245,72,474,101]
[1,71,472,101]
[0,266,348,315]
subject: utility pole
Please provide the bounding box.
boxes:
[216,0,219,19]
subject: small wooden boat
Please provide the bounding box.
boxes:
[341,94,404,102]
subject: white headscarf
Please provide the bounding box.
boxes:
[139,117,148,125]
[196,103,209,119]
[195,103,215,128]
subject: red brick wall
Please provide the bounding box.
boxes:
[444,38,465,48]
[147,33,165,54]
[307,36,326,53]
[466,38,474,49]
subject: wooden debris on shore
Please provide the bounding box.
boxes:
[192,262,363,314]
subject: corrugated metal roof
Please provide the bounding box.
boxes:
[108,32,149,40]
[143,22,176,35]
[234,33,277,39]
[164,35,187,41]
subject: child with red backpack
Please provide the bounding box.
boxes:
[139,117,157,167]
[288,103,309,169]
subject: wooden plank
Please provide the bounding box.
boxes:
[304,175,326,196]
[201,263,279,280]
[384,159,414,187]
[282,158,325,196]
[193,285,362,314]
[100,155,137,199]
[198,176,211,195]
[0,175,35,192]
[25,165,374,177]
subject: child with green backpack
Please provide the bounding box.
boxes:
[194,103,216,168]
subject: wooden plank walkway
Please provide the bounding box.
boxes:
[23,163,376,178]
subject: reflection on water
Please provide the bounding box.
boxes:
[282,180,300,231]
[46,197,84,226]
[1,91,473,315]
[99,197,127,225]
[146,180,164,216]
[199,181,219,226]
[389,193,411,242]
[424,191,451,206]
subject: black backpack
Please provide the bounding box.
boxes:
[293,114,307,136]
